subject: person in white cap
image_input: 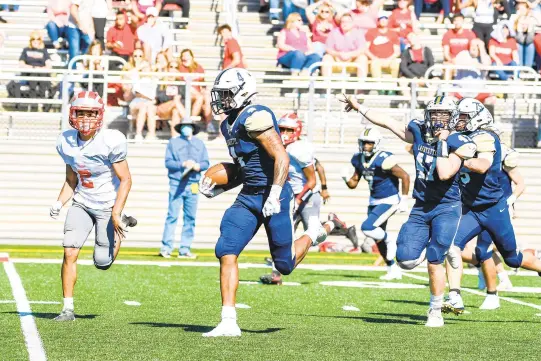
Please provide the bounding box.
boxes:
[136,6,173,63]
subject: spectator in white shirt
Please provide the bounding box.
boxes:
[136,6,173,64]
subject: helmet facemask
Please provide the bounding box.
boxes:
[279,127,296,145]
[211,82,244,115]
[425,110,452,142]
[358,140,376,156]
[69,108,103,136]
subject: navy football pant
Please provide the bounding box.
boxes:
[455,198,522,268]
[396,201,462,268]
[215,184,296,275]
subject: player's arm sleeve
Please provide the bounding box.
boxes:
[245,109,275,136]
[473,133,496,154]
[107,131,128,163]
[350,154,360,171]
[380,153,398,171]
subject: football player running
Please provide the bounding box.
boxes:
[50,91,133,321]
[442,98,541,314]
[341,127,410,281]
[199,68,339,337]
[259,112,342,285]
[342,95,477,327]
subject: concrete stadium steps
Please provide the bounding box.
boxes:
[1,139,541,249]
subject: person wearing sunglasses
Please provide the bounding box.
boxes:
[305,1,337,57]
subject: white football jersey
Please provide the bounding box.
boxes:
[56,129,128,210]
[287,139,315,194]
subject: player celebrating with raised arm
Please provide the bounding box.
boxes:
[259,112,343,285]
[50,91,134,321]
[199,68,339,337]
[341,127,410,281]
[442,98,541,314]
[342,95,477,327]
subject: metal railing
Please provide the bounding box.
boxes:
[1,64,541,146]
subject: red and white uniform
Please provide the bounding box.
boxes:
[56,129,127,210]
[287,139,316,194]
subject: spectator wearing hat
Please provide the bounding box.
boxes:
[160,120,209,259]
[136,6,173,64]
[365,15,401,80]
[489,20,519,80]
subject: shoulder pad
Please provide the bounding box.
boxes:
[502,145,519,169]
[471,131,496,153]
[351,153,361,169]
[288,141,314,167]
[104,130,128,163]
[407,119,423,131]
[243,107,275,133]
[380,153,398,171]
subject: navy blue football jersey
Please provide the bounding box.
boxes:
[459,130,504,208]
[221,104,280,187]
[351,151,399,200]
[408,120,466,204]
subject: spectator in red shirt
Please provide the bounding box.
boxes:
[365,16,401,79]
[106,12,138,61]
[351,0,385,32]
[489,21,519,80]
[178,49,212,126]
[533,32,541,71]
[305,1,337,57]
[389,0,418,51]
[276,13,322,76]
[322,12,368,78]
[442,14,478,79]
[218,24,246,69]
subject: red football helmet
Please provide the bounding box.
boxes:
[278,112,302,145]
[69,91,105,136]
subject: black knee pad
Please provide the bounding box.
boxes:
[502,250,523,269]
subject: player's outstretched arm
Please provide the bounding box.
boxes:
[340,94,414,144]
[112,160,133,239]
[253,128,290,187]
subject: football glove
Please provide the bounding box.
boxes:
[198,176,225,199]
[262,185,282,217]
[398,196,409,213]
[49,200,63,219]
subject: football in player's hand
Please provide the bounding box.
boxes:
[204,162,238,186]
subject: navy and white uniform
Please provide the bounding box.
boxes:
[352,151,399,233]
[287,139,321,231]
[454,131,522,268]
[351,149,400,265]
[216,104,296,275]
[396,120,476,268]
[56,129,127,269]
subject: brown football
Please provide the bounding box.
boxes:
[204,162,238,186]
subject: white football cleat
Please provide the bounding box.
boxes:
[202,320,241,337]
[442,295,465,315]
[479,294,500,310]
[379,263,402,281]
[425,308,444,327]
[312,225,329,246]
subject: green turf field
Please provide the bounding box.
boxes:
[1,246,541,361]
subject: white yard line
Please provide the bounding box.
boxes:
[0,300,60,304]
[401,272,541,311]
[3,260,47,361]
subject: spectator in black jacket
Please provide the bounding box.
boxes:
[399,31,434,79]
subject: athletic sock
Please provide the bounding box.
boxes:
[497,271,510,283]
[221,306,237,321]
[429,294,443,311]
[487,290,498,296]
[376,238,394,266]
[63,297,74,311]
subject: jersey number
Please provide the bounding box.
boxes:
[229,146,246,167]
[363,174,374,191]
[78,169,94,188]
[415,152,434,180]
